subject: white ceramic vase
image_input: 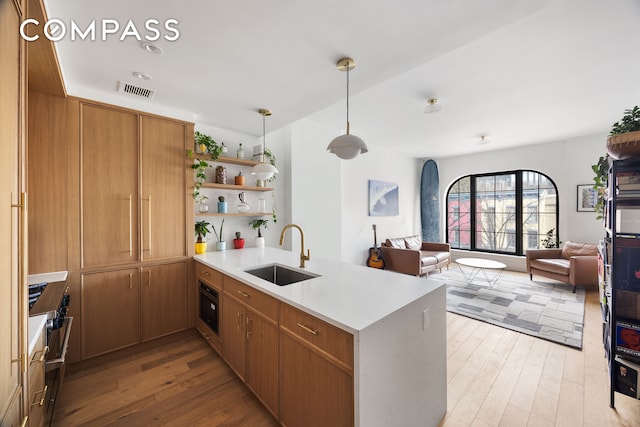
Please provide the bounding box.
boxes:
[254,237,265,248]
[216,241,226,251]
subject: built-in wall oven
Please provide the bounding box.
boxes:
[29,280,73,426]
[199,281,219,336]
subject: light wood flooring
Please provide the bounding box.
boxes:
[53,277,640,426]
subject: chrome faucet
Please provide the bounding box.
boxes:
[279,224,310,268]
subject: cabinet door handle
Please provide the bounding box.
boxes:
[246,317,253,340]
[128,194,133,257]
[237,310,243,331]
[31,385,48,407]
[296,322,318,335]
[143,195,153,255]
[30,346,49,364]
[147,270,151,287]
[236,290,250,298]
[129,273,133,289]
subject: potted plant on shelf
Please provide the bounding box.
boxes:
[212,218,225,251]
[233,231,245,249]
[607,105,640,159]
[249,218,269,247]
[196,194,209,213]
[188,131,224,200]
[195,220,211,254]
[217,196,227,213]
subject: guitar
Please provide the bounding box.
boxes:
[367,225,385,269]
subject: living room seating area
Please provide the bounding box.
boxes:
[525,240,599,292]
[381,235,451,277]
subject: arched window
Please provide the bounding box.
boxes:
[446,170,558,255]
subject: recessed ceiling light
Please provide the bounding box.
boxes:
[141,42,163,54]
[478,135,491,145]
[424,98,442,114]
[132,71,152,80]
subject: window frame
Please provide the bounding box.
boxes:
[445,169,559,256]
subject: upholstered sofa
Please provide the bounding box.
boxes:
[380,235,451,277]
[525,241,598,292]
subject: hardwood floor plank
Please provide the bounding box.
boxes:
[53,279,640,427]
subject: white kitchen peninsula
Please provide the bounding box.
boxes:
[195,247,446,427]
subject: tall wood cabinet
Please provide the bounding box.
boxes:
[28,95,194,362]
[81,105,139,268]
[0,0,27,424]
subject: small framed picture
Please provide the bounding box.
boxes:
[577,184,597,212]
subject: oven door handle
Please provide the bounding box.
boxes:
[45,317,73,373]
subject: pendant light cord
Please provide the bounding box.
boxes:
[346,66,350,134]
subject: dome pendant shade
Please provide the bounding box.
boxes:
[327,133,368,160]
[327,57,368,160]
[251,162,278,180]
[251,108,278,180]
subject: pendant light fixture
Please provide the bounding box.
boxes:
[251,108,279,180]
[326,57,368,160]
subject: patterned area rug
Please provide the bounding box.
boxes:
[433,264,586,349]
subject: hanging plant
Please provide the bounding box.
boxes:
[188,131,224,199]
[591,154,610,219]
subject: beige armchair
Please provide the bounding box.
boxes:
[381,235,450,277]
[526,241,598,292]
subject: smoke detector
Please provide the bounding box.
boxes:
[117,81,156,100]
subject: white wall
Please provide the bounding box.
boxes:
[436,132,607,269]
[287,118,421,266]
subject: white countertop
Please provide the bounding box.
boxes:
[28,314,47,355]
[28,270,68,285]
[195,247,444,333]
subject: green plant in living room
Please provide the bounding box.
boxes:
[591,154,610,219]
[540,228,561,249]
[607,105,640,160]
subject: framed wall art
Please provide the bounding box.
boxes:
[369,180,399,216]
[577,184,597,212]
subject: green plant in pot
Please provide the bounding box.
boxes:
[233,231,245,249]
[607,105,640,159]
[250,218,269,247]
[188,131,224,199]
[211,218,225,251]
[195,220,211,254]
[540,228,562,249]
[217,196,227,213]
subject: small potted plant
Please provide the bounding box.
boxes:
[211,218,225,251]
[607,105,640,159]
[196,194,209,213]
[233,231,245,249]
[217,196,227,213]
[235,171,245,186]
[194,220,211,254]
[540,228,561,249]
[249,218,269,247]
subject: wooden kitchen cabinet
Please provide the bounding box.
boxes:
[222,276,279,417]
[81,269,141,359]
[28,324,47,427]
[279,303,354,427]
[141,261,188,341]
[141,116,189,260]
[81,104,139,268]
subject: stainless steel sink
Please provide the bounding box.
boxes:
[244,263,320,286]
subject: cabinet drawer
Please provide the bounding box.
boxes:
[280,303,353,369]
[197,263,222,290]
[224,276,278,321]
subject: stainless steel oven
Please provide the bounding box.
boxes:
[29,281,73,426]
[199,281,219,336]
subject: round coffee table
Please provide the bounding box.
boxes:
[456,257,507,287]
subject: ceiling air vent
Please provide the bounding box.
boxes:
[117,81,156,100]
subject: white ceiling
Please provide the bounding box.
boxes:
[44,0,640,158]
